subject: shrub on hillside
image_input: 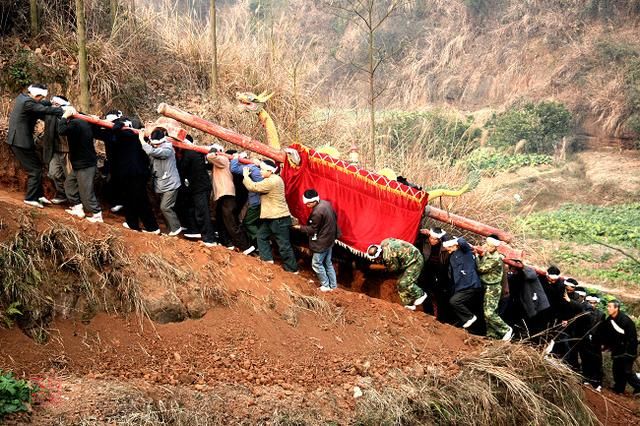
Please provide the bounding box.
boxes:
[378,109,480,162]
[0,370,38,418]
[486,101,572,154]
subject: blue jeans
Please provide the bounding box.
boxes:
[312,247,337,289]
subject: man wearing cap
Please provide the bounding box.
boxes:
[602,300,640,395]
[7,83,65,208]
[476,235,512,340]
[207,145,254,254]
[442,236,483,330]
[230,153,262,244]
[580,295,604,391]
[366,238,427,310]
[294,189,340,292]
[242,159,298,273]
[140,128,183,236]
[42,95,71,205]
[417,227,454,322]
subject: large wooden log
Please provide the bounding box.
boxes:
[157,103,287,163]
[425,205,513,243]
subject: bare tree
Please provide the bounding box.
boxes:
[29,0,38,36]
[209,0,218,98]
[76,0,90,111]
[323,0,409,164]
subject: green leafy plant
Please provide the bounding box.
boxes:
[0,302,22,328]
[0,370,38,418]
[486,101,572,154]
[460,148,552,175]
[519,203,640,249]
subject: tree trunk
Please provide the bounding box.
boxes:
[367,9,376,167]
[209,0,218,98]
[76,0,90,112]
[29,0,38,36]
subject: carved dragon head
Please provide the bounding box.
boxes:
[236,91,274,113]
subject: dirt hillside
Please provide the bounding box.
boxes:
[0,185,637,424]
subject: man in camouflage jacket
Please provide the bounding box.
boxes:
[367,238,427,310]
[476,236,512,340]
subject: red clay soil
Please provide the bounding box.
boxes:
[0,184,637,424]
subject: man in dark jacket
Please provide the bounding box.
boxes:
[57,106,102,223]
[580,295,605,391]
[95,118,160,233]
[42,95,71,204]
[177,135,216,245]
[505,260,551,340]
[6,84,64,207]
[602,300,640,395]
[416,227,454,323]
[295,189,341,292]
[442,236,483,330]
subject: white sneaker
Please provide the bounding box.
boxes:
[291,271,299,275]
[110,205,124,213]
[86,212,103,223]
[319,286,333,292]
[266,260,274,264]
[65,204,86,218]
[413,293,428,306]
[51,197,67,205]
[242,246,256,255]
[462,315,477,329]
[203,242,219,248]
[122,222,130,229]
[183,233,202,239]
[168,227,183,237]
[38,196,52,205]
[226,245,235,250]
[595,385,602,393]
[502,327,513,341]
[24,200,44,209]
[404,305,416,311]
[142,228,161,235]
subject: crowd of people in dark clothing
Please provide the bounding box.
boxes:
[6,84,640,397]
[410,227,640,395]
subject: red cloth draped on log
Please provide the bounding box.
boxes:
[281,144,428,254]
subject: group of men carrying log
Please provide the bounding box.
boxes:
[5,83,640,397]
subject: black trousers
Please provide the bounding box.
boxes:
[612,355,640,393]
[11,145,43,201]
[216,195,251,250]
[193,191,216,243]
[450,287,482,325]
[123,176,159,232]
[580,342,603,387]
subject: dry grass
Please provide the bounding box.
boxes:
[282,284,344,325]
[355,343,597,425]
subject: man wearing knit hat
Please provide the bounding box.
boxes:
[366,238,427,310]
[476,235,512,340]
[294,189,340,292]
[243,159,298,273]
[7,83,65,208]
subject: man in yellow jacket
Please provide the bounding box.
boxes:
[242,160,298,273]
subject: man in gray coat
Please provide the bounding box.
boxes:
[6,84,64,208]
[42,95,71,205]
[139,128,183,236]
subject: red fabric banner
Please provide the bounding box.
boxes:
[281,144,429,254]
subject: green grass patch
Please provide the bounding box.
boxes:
[460,148,552,175]
[0,370,39,418]
[519,203,640,249]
